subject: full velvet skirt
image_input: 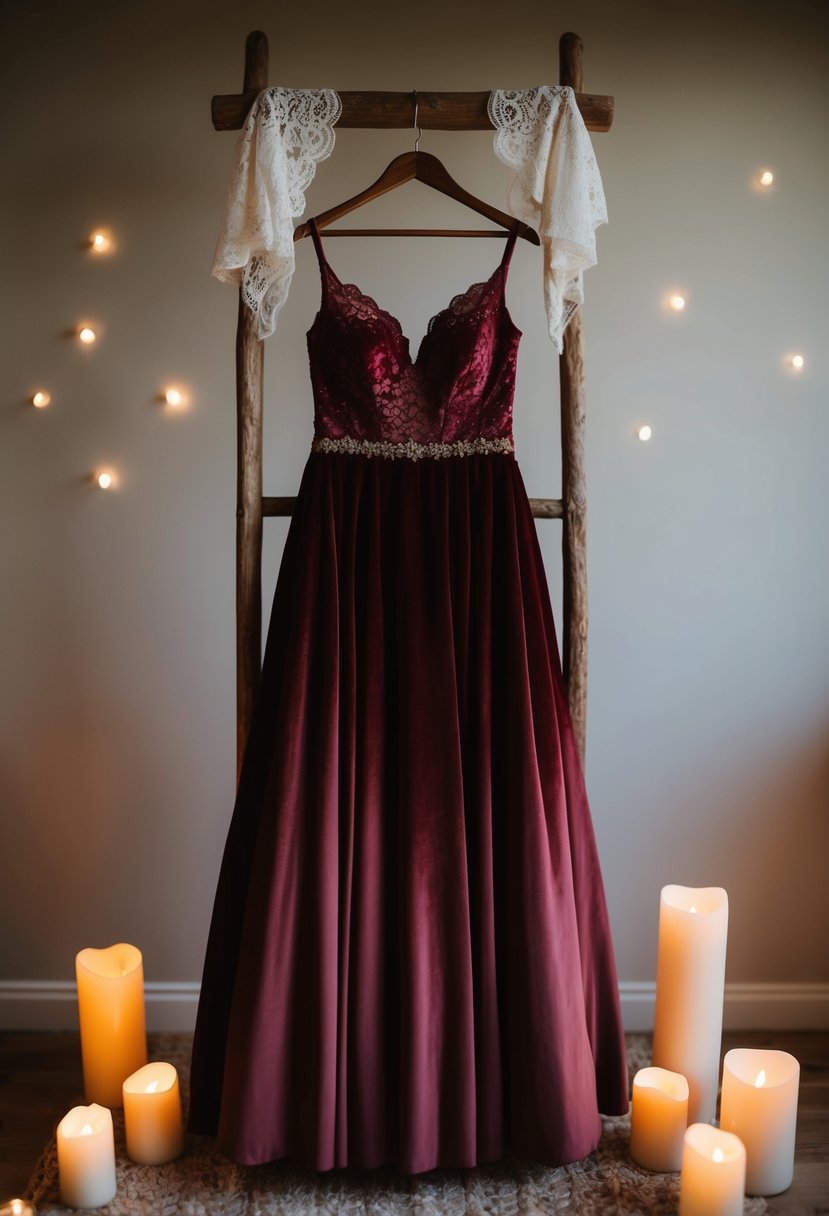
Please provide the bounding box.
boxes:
[188,451,628,1172]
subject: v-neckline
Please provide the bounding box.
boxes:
[320,263,507,362]
[308,218,521,361]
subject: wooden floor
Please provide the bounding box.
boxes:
[0,1031,826,1212]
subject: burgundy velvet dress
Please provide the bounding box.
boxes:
[188,219,628,1173]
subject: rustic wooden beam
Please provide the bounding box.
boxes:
[212,86,614,134]
[235,30,269,783]
[558,31,589,764]
[262,495,564,520]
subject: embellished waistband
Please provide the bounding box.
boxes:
[311,436,514,461]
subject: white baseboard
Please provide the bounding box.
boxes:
[619,981,829,1032]
[1,980,827,1034]
[0,981,201,1032]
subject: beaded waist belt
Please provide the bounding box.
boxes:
[311,436,514,462]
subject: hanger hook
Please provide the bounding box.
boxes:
[412,90,422,152]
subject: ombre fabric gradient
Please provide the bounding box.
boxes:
[188,225,628,1172]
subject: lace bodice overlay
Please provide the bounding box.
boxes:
[213,87,606,345]
[307,221,520,451]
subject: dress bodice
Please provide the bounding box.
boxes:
[306,220,521,454]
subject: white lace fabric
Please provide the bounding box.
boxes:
[489,86,607,352]
[212,88,341,339]
[212,86,606,347]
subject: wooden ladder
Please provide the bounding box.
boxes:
[210,32,614,778]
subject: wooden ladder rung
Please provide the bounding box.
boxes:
[213,88,613,134]
[262,495,563,519]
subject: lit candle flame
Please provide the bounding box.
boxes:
[80,1123,94,1136]
[145,1079,160,1093]
[712,1147,725,1163]
[12,1200,24,1215]
[689,905,697,914]
[755,1069,767,1088]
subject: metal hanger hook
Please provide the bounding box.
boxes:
[412,90,422,152]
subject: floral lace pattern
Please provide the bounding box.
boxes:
[212,88,341,338]
[489,87,607,351]
[307,225,521,449]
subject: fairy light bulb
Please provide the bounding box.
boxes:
[638,425,652,442]
[89,230,112,253]
[97,471,113,490]
[668,293,686,312]
[791,353,804,370]
[164,387,183,407]
[32,390,51,408]
[755,168,775,190]
[78,326,97,344]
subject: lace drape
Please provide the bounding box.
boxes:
[212,88,341,339]
[212,87,606,346]
[488,86,607,352]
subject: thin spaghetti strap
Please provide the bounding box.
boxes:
[500,220,521,273]
[308,217,328,268]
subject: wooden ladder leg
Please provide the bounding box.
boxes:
[235,31,269,783]
[559,32,589,766]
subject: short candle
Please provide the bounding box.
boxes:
[652,885,728,1123]
[75,943,147,1108]
[0,1200,37,1216]
[719,1048,799,1195]
[679,1124,745,1216]
[630,1066,689,1172]
[57,1103,117,1209]
[123,1061,184,1165]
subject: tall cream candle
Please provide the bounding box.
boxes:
[720,1047,799,1196]
[123,1062,184,1164]
[76,943,147,1107]
[679,1124,746,1216]
[57,1103,117,1209]
[629,1066,689,1171]
[652,885,728,1123]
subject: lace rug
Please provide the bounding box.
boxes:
[26,1034,767,1215]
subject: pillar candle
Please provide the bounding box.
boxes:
[123,1061,184,1164]
[629,1066,689,1171]
[652,885,728,1123]
[679,1123,746,1216]
[76,942,147,1107]
[56,1103,117,1209]
[720,1047,799,1196]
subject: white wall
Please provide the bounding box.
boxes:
[1,0,827,1029]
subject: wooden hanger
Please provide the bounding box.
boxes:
[294,95,539,245]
